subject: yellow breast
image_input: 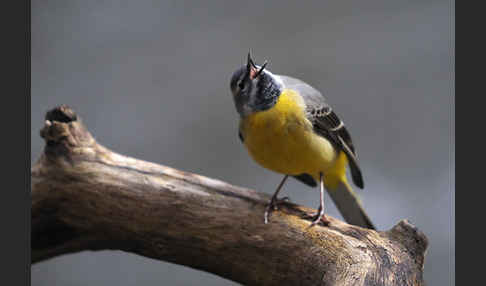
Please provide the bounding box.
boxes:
[240,89,340,182]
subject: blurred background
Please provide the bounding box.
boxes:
[31,1,454,285]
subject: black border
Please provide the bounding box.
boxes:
[1,0,30,285]
[457,0,477,283]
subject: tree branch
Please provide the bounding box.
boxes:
[31,105,428,286]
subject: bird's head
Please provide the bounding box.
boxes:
[230,52,282,117]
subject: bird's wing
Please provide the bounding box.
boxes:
[278,75,364,189]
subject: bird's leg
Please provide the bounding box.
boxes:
[264,175,289,224]
[310,172,330,227]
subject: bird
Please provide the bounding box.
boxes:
[229,52,374,229]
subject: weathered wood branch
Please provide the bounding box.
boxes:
[31,105,428,286]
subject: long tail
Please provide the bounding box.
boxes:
[327,180,375,230]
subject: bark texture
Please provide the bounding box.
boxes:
[31,105,428,286]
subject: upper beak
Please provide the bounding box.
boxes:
[247,51,257,71]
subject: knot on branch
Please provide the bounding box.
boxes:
[45,104,78,123]
[387,220,429,269]
[39,105,95,159]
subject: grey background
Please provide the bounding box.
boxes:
[31,1,454,285]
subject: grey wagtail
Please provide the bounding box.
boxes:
[230,52,374,229]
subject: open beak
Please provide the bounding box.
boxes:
[246,51,267,80]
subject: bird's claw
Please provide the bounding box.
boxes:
[264,196,291,224]
[308,207,330,227]
[272,196,290,210]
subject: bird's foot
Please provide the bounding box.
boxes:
[264,196,290,224]
[308,207,330,227]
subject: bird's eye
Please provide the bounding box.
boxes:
[238,81,245,90]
